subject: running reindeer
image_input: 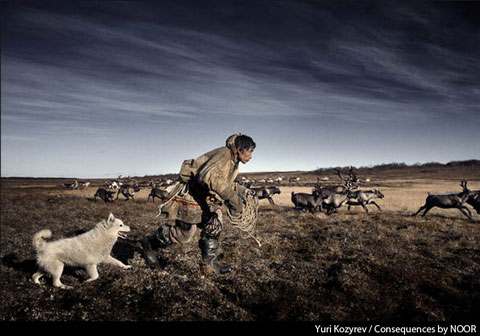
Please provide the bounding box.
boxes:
[346,188,385,213]
[314,167,359,215]
[412,180,474,221]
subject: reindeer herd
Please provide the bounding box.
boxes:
[62,169,480,221]
[288,168,479,221]
[63,176,173,203]
[63,180,90,189]
[289,168,386,215]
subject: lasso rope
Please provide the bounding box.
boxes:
[226,196,261,247]
[155,181,188,218]
[155,182,261,247]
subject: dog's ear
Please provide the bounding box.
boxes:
[107,213,115,224]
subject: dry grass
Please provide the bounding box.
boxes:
[1,166,480,321]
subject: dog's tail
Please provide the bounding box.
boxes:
[33,229,52,251]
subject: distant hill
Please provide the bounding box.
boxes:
[313,160,480,174]
[309,159,480,182]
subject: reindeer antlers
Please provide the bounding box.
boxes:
[335,167,358,189]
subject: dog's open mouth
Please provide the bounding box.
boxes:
[118,231,128,239]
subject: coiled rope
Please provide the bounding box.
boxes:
[155,182,261,247]
[226,196,261,247]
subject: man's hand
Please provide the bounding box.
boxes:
[229,195,244,217]
[246,188,255,199]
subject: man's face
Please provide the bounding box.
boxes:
[237,147,254,164]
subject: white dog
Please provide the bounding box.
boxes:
[32,213,132,289]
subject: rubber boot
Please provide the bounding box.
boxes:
[141,224,172,268]
[199,234,232,274]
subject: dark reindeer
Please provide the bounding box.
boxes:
[465,189,480,215]
[148,186,168,203]
[412,180,474,220]
[291,190,323,214]
[468,193,480,214]
[63,180,78,189]
[251,185,281,205]
[116,184,140,201]
[94,188,115,203]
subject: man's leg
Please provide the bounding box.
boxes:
[169,220,197,244]
[141,220,197,268]
[198,210,232,274]
[141,224,173,267]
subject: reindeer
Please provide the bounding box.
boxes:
[320,189,350,215]
[412,180,474,220]
[148,186,168,203]
[116,183,140,201]
[291,190,323,214]
[105,181,120,190]
[63,180,78,189]
[314,167,359,193]
[317,167,359,215]
[346,189,385,213]
[94,188,115,203]
[251,185,281,205]
[79,181,90,189]
[288,177,301,183]
[467,190,480,215]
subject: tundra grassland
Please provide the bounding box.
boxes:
[1,165,480,322]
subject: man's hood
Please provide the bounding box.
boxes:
[225,134,238,157]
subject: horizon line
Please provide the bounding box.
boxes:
[2,159,478,180]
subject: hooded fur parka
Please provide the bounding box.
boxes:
[161,134,247,223]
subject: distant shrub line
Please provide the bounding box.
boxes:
[313,160,480,174]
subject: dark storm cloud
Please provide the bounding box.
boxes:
[3,1,480,125]
[4,2,480,121]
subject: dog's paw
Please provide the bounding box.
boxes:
[122,265,132,269]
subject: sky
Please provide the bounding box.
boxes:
[1,1,479,178]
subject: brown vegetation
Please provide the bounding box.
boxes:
[1,162,480,321]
